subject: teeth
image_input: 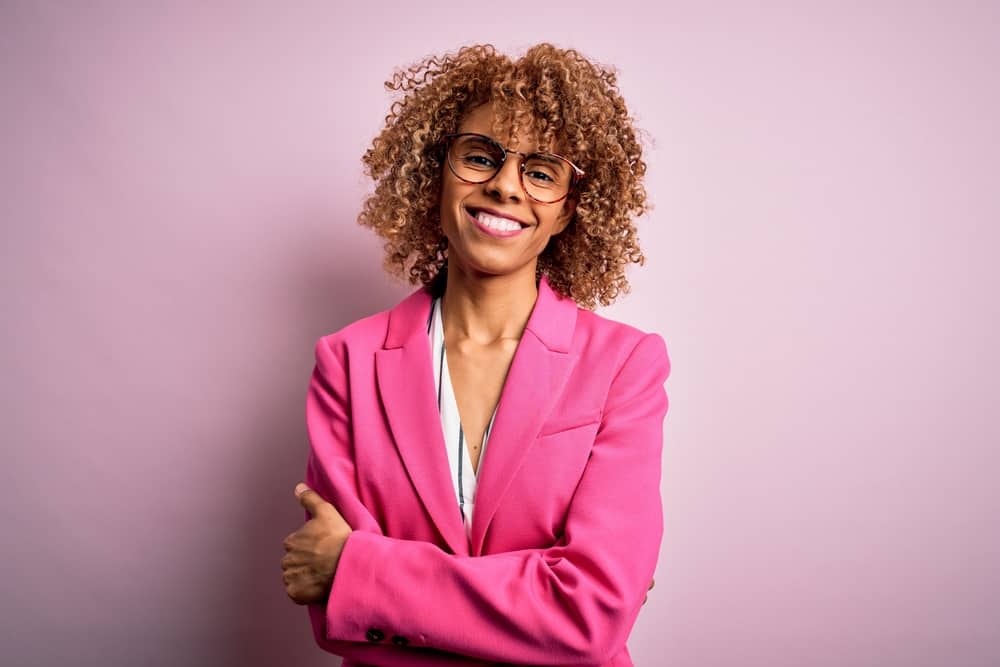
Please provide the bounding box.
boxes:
[475,211,522,232]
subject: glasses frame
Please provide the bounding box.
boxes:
[441,132,586,205]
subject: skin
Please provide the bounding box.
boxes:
[282,483,351,605]
[282,101,655,606]
[436,100,577,471]
[436,100,577,341]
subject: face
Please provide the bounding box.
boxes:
[438,101,576,280]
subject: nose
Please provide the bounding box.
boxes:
[484,155,524,203]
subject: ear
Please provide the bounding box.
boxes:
[552,197,577,236]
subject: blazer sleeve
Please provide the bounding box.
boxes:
[317,331,672,666]
[303,336,500,666]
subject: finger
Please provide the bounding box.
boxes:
[295,483,330,517]
[649,578,655,590]
[283,564,306,584]
[285,577,305,604]
[283,567,317,606]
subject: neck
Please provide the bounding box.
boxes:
[438,261,539,345]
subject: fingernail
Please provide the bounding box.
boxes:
[294,483,307,495]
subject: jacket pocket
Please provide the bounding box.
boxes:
[537,408,603,439]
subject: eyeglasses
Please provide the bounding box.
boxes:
[442,133,585,204]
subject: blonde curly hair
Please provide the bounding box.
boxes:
[357,42,651,310]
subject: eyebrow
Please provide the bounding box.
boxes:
[461,132,566,162]
[529,153,563,165]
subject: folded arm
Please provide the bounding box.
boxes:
[304,332,671,666]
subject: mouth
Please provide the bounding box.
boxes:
[466,206,531,227]
[465,207,531,239]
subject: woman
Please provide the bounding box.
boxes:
[281,43,671,666]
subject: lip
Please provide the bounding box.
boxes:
[466,206,531,227]
[465,207,531,238]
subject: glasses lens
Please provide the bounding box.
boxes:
[448,135,504,180]
[447,134,574,203]
[522,154,572,203]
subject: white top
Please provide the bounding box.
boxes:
[427,295,498,542]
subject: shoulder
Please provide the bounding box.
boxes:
[572,307,670,376]
[572,306,667,355]
[312,303,395,367]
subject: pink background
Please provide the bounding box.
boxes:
[3,2,998,666]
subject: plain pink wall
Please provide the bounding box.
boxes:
[3,1,998,666]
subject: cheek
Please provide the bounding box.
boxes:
[439,178,468,215]
[534,210,563,236]
[436,183,454,223]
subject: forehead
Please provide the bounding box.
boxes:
[457,101,549,153]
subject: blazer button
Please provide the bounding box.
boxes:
[391,634,409,646]
[365,628,385,642]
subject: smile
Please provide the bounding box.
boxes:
[465,208,529,238]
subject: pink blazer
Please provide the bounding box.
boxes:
[303,274,671,666]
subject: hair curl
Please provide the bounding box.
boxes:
[357,42,651,310]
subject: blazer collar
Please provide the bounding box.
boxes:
[374,274,580,555]
[382,273,576,353]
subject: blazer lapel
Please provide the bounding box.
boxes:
[375,285,469,555]
[374,274,580,557]
[470,276,580,555]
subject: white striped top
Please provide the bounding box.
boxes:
[426,295,498,542]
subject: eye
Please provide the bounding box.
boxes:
[464,154,498,168]
[525,169,554,183]
[523,155,567,187]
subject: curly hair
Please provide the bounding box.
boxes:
[357,42,651,310]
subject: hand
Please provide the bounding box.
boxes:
[281,482,353,605]
[643,577,655,605]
